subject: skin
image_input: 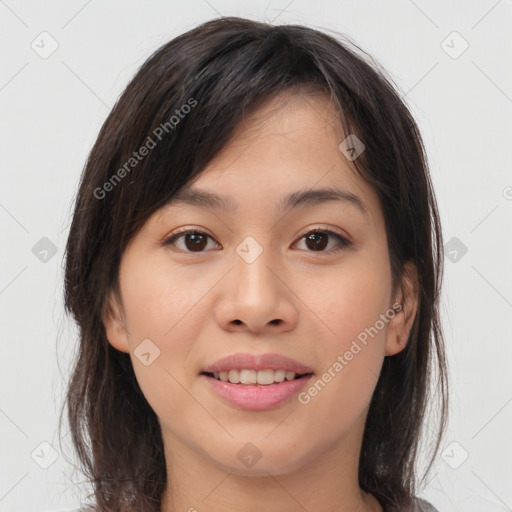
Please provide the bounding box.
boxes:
[103,91,419,512]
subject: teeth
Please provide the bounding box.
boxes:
[212,369,301,385]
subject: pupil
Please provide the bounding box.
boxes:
[186,233,206,251]
[306,232,327,251]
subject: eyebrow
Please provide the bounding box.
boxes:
[167,186,368,217]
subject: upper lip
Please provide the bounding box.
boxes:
[201,353,314,374]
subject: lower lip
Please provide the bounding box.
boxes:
[200,373,314,411]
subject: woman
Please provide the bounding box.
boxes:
[61,16,448,512]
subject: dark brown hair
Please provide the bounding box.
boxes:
[60,16,448,511]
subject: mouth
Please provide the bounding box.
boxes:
[200,370,315,410]
[200,370,314,386]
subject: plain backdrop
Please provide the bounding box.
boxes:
[1,1,511,511]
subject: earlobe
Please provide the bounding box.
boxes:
[385,261,419,357]
[102,291,130,353]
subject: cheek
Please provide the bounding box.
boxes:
[310,251,391,346]
[299,252,391,399]
[119,252,207,344]
[117,254,210,417]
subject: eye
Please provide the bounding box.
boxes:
[293,228,352,253]
[164,229,220,253]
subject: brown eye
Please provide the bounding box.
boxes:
[164,230,219,252]
[295,229,351,253]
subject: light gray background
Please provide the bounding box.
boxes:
[1,1,511,511]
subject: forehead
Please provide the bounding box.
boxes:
[157,92,381,227]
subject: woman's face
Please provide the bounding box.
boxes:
[104,92,417,479]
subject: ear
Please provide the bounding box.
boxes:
[102,290,130,353]
[385,260,419,357]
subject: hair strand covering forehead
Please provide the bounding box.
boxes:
[61,16,448,512]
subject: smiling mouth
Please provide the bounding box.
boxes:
[200,371,314,385]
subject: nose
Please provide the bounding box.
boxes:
[214,239,299,335]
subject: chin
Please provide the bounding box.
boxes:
[208,445,312,477]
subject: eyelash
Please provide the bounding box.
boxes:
[163,227,352,255]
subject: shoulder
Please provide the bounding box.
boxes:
[411,497,440,511]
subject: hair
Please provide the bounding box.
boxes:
[60,16,448,512]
